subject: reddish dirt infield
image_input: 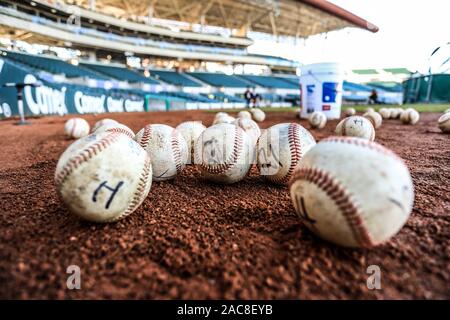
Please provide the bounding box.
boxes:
[0,110,448,299]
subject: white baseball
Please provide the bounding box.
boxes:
[336,116,375,141]
[308,111,327,129]
[250,108,266,122]
[344,108,356,117]
[379,108,391,119]
[257,123,316,185]
[363,111,382,128]
[289,137,414,247]
[389,108,401,119]
[215,112,228,119]
[400,109,420,125]
[366,107,375,113]
[234,118,261,146]
[95,123,135,139]
[438,113,450,133]
[135,124,188,181]
[194,123,253,184]
[55,132,152,223]
[213,115,235,125]
[237,110,252,119]
[92,118,118,132]
[64,118,90,139]
[175,121,206,163]
[444,108,450,114]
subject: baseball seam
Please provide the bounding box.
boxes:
[269,123,302,185]
[105,127,133,139]
[289,167,375,247]
[55,133,120,188]
[138,125,152,148]
[107,155,152,222]
[200,126,243,175]
[171,129,183,173]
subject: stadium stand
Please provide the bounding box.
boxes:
[150,70,201,87]
[239,75,299,89]
[4,50,108,80]
[81,63,159,85]
[188,72,252,88]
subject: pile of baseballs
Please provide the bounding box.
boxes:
[57,109,417,249]
[379,107,420,125]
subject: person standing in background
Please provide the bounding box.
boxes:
[244,86,252,108]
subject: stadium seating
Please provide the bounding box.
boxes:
[188,72,251,88]
[160,91,218,103]
[150,70,201,87]
[238,75,298,89]
[81,63,159,85]
[4,51,108,80]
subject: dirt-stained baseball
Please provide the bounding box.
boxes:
[64,118,90,139]
[344,108,356,117]
[175,121,206,163]
[257,123,316,185]
[234,117,261,146]
[308,111,327,129]
[438,113,450,133]
[91,118,118,132]
[363,111,382,128]
[379,108,391,119]
[335,116,375,141]
[289,137,414,247]
[213,114,235,125]
[95,123,135,139]
[250,108,266,122]
[237,110,252,119]
[55,132,152,223]
[400,109,420,125]
[135,124,188,181]
[194,123,253,184]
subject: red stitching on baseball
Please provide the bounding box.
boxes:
[54,133,121,188]
[289,167,375,247]
[107,155,152,222]
[171,129,183,173]
[105,127,133,139]
[200,125,244,175]
[269,123,302,184]
[138,125,152,148]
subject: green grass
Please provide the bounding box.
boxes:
[208,104,450,114]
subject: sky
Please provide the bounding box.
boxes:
[248,0,450,73]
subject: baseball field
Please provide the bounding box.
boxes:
[0,107,448,299]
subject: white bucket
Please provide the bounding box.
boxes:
[299,62,346,119]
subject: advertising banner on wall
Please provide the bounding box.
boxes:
[0,59,147,119]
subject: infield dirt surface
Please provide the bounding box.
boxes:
[0,110,448,299]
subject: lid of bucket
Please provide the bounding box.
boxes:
[301,62,346,76]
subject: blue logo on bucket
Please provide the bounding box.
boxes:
[322,82,338,103]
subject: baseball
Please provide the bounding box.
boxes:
[213,114,235,125]
[400,109,420,125]
[335,116,375,141]
[363,111,382,128]
[366,107,375,113]
[390,108,401,119]
[194,123,253,184]
[257,123,316,185]
[135,124,188,181]
[438,113,450,133]
[175,121,207,163]
[92,118,118,132]
[215,112,228,119]
[289,137,414,247]
[308,111,327,129]
[234,117,261,146]
[344,108,356,117]
[95,123,135,139]
[444,109,450,114]
[55,132,152,223]
[237,110,252,119]
[379,108,391,119]
[250,108,266,122]
[64,118,90,139]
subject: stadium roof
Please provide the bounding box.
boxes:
[65,0,379,37]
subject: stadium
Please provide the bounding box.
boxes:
[0,0,449,302]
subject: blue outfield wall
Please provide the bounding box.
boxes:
[0,58,147,119]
